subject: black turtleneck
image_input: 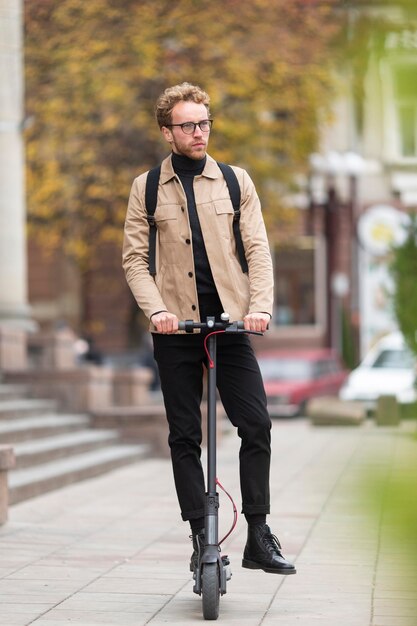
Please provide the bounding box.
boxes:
[172,152,220,302]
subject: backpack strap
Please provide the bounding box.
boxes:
[217,162,249,274]
[145,161,248,276]
[145,165,161,276]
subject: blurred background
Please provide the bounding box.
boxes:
[1,0,416,370]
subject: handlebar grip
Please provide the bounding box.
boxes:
[178,319,197,333]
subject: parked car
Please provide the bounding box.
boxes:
[257,348,348,417]
[339,331,417,409]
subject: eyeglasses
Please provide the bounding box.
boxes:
[166,119,213,135]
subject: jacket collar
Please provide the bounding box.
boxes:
[159,153,221,184]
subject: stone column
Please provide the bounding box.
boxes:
[0,0,34,330]
[0,445,15,524]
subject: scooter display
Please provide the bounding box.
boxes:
[178,313,263,620]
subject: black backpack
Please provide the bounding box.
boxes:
[145,162,248,276]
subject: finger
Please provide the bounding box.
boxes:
[243,316,251,331]
[160,316,170,334]
[166,316,179,334]
[259,319,268,332]
[166,320,175,334]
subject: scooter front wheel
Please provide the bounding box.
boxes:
[202,562,220,620]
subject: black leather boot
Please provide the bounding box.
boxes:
[242,523,296,575]
[189,529,205,573]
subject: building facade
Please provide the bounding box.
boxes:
[25,2,417,362]
[269,1,417,363]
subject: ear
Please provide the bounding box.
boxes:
[161,126,173,144]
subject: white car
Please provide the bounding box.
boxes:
[339,332,417,409]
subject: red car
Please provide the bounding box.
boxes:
[257,348,348,417]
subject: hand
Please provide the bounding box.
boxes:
[151,311,179,334]
[243,312,270,333]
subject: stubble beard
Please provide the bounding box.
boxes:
[172,138,207,161]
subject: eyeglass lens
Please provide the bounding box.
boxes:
[181,120,212,134]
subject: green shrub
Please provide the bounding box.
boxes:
[390,214,417,358]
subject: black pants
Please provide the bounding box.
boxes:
[152,329,271,521]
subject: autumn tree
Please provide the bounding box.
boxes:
[25,0,340,246]
[24,0,340,333]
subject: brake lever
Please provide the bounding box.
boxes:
[224,326,264,336]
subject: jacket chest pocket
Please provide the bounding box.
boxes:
[214,199,234,239]
[155,204,180,243]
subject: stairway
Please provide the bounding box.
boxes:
[0,382,149,505]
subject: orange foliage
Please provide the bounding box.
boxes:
[25,0,340,269]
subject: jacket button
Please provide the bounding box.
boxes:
[188,272,193,278]
[192,305,197,311]
[186,238,191,244]
[181,207,185,212]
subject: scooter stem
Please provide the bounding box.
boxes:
[205,329,219,548]
[207,332,217,494]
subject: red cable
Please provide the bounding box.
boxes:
[216,477,238,545]
[203,330,226,368]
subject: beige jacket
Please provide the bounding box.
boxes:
[123,153,274,329]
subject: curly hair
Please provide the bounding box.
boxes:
[155,82,210,128]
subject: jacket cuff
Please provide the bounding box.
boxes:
[150,310,168,321]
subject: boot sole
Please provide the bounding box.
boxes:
[242,558,296,575]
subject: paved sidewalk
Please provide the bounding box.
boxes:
[1,417,416,626]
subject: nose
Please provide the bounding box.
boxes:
[193,124,203,136]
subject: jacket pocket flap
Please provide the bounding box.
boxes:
[155,204,179,222]
[214,200,234,215]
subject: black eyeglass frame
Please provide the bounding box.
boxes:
[165,119,213,134]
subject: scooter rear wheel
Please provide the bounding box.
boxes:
[202,562,220,620]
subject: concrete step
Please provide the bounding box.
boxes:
[0,384,29,401]
[0,414,90,443]
[13,429,120,468]
[9,444,150,504]
[307,397,366,426]
[0,398,57,420]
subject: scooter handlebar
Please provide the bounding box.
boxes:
[178,319,263,335]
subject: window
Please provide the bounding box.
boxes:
[371,348,415,370]
[273,243,316,326]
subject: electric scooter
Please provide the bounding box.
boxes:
[178,313,263,621]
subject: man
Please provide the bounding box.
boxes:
[123,82,295,576]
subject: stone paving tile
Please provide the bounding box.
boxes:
[373,618,416,626]
[5,564,104,581]
[373,590,417,603]
[58,593,174,611]
[0,593,66,605]
[32,610,156,624]
[205,590,274,611]
[0,419,415,625]
[56,590,175,608]
[374,574,417,593]
[0,565,26,577]
[82,575,186,595]
[0,603,52,614]
[0,613,48,626]
[150,603,266,625]
[0,578,80,595]
[262,613,364,626]
[267,599,372,623]
[373,604,417,619]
